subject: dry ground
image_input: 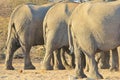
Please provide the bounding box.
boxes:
[0,59,120,80]
[0,0,120,80]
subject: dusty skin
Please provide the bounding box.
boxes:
[0,0,120,80]
[0,59,120,80]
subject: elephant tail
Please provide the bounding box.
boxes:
[68,23,74,54]
[6,18,14,49]
[43,19,47,46]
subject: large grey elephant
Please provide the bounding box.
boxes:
[68,1,120,79]
[42,2,82,70]
[5,2,74,70]
[5,3,56,70]
[87,0,119,72]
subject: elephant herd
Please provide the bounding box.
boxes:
[5,1,120,79]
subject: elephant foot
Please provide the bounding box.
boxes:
[64,65,73,70]
[84,66,89,72]
[75,73,87,79]
[53,66,59,70]
[98,63,110,69]
[53,65,65,70]
[24,64,36,70]
[110,67,119,72]
[88,72,103,79]
[5,65,15,70]
[41,64,53,70]
[59,66,65,70]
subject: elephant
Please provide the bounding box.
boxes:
[42,2,81,70]
[83,0,119,72]
[68,1,120,79]
[5,2,76,70]
[5,3,60,70]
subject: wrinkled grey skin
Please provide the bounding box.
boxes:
[5,3,56,70]
[42,2,80,70]
[68,1,120,79]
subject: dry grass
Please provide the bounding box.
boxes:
[0,0,48,17]
[0,16,9,54]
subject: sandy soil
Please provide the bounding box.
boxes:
[0,59,120,80]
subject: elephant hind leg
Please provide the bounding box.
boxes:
[98,52,110,69]
[74,49,87,78]
[5,38,20,70]
[53,49,65,70]
[110,48,119,71]
[73,42,87,78]
[84,55,89,72]
[52,47,74,70]
[42,46,53,70]
[60,48,73,70]
[20,45,35,70]
[87,54,103,79]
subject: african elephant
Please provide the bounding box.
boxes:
[5,3,56,70]
[68,1,120,79]
[42,2,81,70]
[83,0,119,72]
[5,2,75,70]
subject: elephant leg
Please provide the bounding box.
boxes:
[85,52,100,72]
[20,43,35,70]
[98,51,110,69]
[68,53,75,69]
[81,51,86,69]
[42,44,53,70]
[87,54,103,79]
[60,48,73,70]
[53,50,59,70]
[74,42,86,78]
[51,53,54,67]
[61,47,75,69]
[85,55,89,72]
[110,48,119,71]
[5,38,20,70]
[53,49,65,70]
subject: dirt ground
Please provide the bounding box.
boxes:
[0,59,120,80]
